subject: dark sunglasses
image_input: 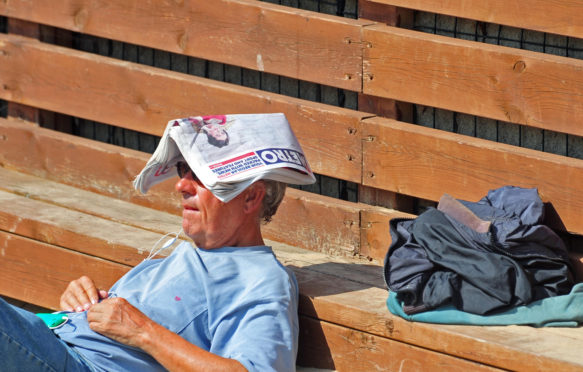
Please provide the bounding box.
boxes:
[176,161,199,181]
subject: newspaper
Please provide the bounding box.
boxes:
[134,113,316,202]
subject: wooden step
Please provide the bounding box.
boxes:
[0,118,413,262]
[1,167,582,371]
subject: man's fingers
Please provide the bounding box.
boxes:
[59,293,76,312]
[59,276,103,312]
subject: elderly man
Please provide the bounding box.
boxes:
[0,113,315,371]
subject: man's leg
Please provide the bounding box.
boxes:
[0,297,92,372]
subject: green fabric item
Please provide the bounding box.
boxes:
[387,283,583,327]
[35,313,69,329]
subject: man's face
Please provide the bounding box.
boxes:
[175,169,248,249]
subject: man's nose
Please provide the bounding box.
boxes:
[175,176,196,194]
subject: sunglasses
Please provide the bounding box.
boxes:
[176,161,199,181]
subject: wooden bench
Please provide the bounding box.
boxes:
[2,0,583,370]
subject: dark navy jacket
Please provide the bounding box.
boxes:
[384,186,574,315]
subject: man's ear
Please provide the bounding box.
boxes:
[243,181,266,215]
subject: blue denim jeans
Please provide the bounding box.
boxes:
[0,297,94,372]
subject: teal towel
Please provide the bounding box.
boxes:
[387,283,583,327]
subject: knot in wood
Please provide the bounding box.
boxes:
[178,32,188,51]
[385,319,394,336]
[74,9,89,29]
[513,60,526,73]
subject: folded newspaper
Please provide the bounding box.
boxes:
[134,113,316,202]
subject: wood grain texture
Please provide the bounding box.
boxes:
[0,167,183,237]
[1,174,582,371]
[6,18,41,122]
[264,188,361,257]
[358,0,413,28]
[275,244,583,372]
[298,317,502,371]
[0,231,130,310]
[0,34,364,182]
[0,118,181,214]
[359,206,414,263]
[289,270,583,371]
[0,125,396,260]
[363,25,583,135]
[362,116,583,235]
[0,0,368,90]
[365,0,583,39]
[0,190,170,265]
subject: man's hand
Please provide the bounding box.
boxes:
[60,276,109,312]
[88,298,247,372]
[87,298,152,348]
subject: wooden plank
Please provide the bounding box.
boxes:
[0,118,181,215]
[0,231,129,310]
[0,122,370,257]
[6,18,40,122]
[0,190,167,265]
[0,179,581,371]
[363,25,583,136]
[365,0,583,39]
[263,188,361,258]
[0,0,369,90]
[0,166,183,236]
[0,165,371,260]
[278,252,583,372]
[359,206,415,263]
[298,316,502,371]
[0,35,364,183]
[0,164,405,263]
[358,0,413,28]
[362,116,583,235]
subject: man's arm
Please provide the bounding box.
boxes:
[87,297,247,372]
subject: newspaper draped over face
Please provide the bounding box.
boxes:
[133,113,316,202]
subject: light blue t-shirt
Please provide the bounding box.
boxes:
[55,242,299,372]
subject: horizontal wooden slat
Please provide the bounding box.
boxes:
[0,118,180,214]
[362,116,583,235]
[2,169,582,371]
[0,231,130,309]
[0,34,364,183]
[0,122,405,260]
[0,167,183,236]
[0,0,368,90]
[0,190,166,265]
[0,162,365,259]
[297,317,501,371]
[282,249,583,372]
[264,188,361,257]
[363,25,583,136]
[8,227,498,371]
[360,206,414,262]
[366,0,583,39]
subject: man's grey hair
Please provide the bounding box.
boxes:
[260,180,287,223]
